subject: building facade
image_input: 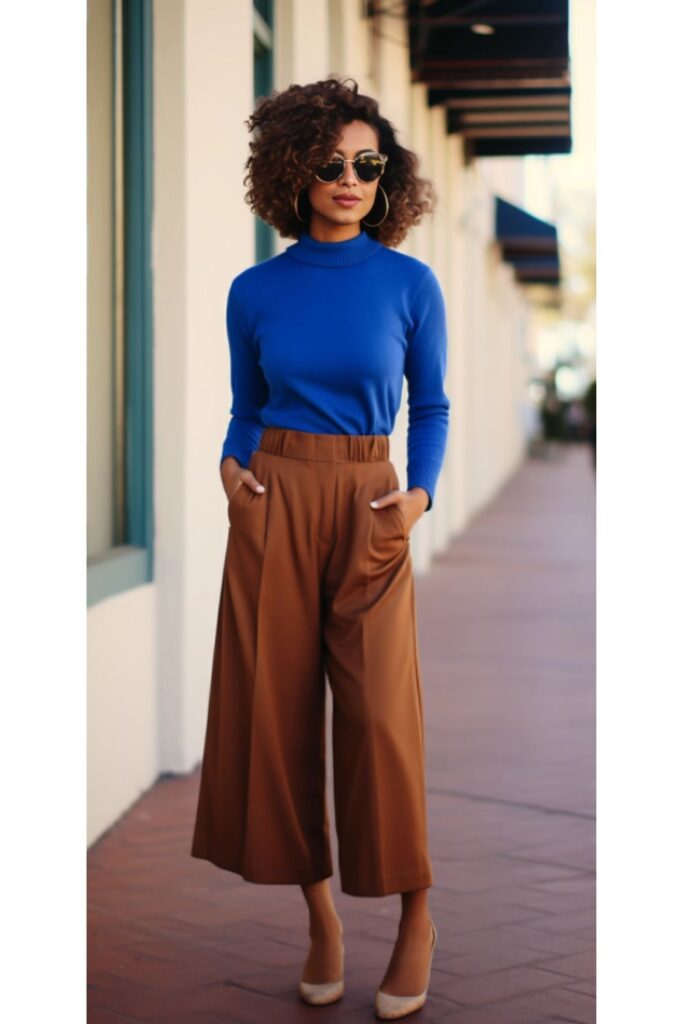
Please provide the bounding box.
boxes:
[88,0,559,844]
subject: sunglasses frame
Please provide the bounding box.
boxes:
[314,151,389,184]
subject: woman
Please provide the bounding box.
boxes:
[191,76,449,1020]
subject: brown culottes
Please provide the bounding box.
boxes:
[190,426,433,897]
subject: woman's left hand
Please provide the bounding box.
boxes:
[369,486,429,534]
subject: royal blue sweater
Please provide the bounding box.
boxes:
[220,228,450,510]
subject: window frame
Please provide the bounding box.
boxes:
[88,0,155,607]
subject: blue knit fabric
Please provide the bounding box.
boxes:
[220,228,450,511]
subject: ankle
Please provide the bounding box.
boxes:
[308,912,343,941]
[398,910,432,936]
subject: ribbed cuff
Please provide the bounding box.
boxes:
[220,442,248,468]
[407,468,439,512]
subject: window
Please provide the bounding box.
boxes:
[253,0,275,263]
[87,0,154,606]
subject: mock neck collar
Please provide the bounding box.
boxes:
[284,228,382,267]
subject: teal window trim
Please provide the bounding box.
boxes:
[88,547,150,606]
[88,0,155,608]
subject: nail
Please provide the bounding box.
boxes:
[256,485,265,492]
[369,500,378,508]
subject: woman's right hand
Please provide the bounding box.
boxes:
[221,455,266,504]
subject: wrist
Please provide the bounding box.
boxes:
[408,486,430,513]
[221,455,241,474]
[221,455,242,490]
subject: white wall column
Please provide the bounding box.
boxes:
[274,0,330,97]
[154,0,254,771]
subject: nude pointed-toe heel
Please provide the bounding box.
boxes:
[374,921,437,1020]
[298,942,345,1006]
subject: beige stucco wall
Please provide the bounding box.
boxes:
[88,585,157,842]
[88,0,252,844]
[88,0,534,846]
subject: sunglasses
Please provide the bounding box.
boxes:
[314,151,389,184]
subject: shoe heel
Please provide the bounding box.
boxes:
[299,942,345,1006]
[374,921,437,1020]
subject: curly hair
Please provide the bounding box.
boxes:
[241,75,437,249]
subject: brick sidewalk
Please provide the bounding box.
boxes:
[89,443,595,1024]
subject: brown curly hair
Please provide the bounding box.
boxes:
[241,75,437,249]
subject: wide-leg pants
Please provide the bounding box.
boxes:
[190,426,433,897]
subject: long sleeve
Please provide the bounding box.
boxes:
[219,277,269,468]
[404,266,451,511]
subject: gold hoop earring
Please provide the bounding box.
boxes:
[293,190,308,223]
[361,184,389,228]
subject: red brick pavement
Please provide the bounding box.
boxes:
[88,442,595,1023]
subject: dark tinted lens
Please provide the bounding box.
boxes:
[355,154,384,181]
[316,160,344,182]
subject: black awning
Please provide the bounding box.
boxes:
[495,196,560,286]
[400,0,572,157]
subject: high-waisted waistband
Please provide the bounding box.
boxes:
[258,427,390,463]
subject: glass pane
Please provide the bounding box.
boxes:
[254,0,273,28]
[87,0,117,559]
[254,6,274,264]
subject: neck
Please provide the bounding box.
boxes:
[285,227,382,268]
[307,217,361,244]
